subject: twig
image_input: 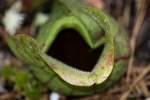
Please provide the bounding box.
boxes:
[139,80,150,97]
[126,0,148,83]
[120,65,150,100]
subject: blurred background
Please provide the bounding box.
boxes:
[0,0,150,100]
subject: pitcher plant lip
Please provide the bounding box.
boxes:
[37,15,114,86]
[41,44,114,86]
